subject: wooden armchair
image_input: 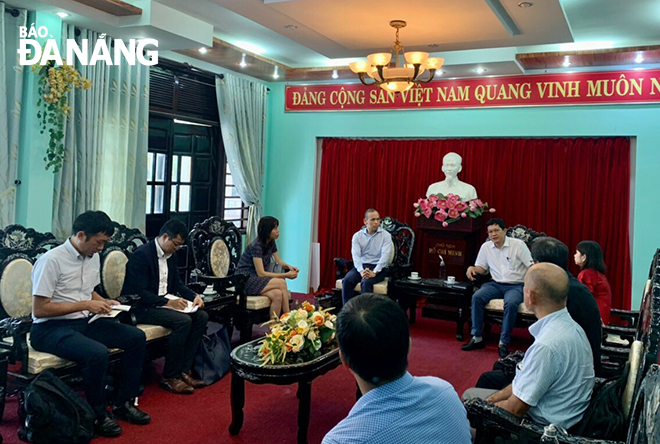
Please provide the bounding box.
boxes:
[601,249,660,376]
[480,224,547,331]
[332,217,415,300]
[188,217,251,341]
[464,249,660,444]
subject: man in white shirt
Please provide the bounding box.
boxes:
[462,219,533,358]
[30,211,150,438]
[342,209,394,304]
[463,263,594,429]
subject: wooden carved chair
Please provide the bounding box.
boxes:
[601,249,660,376]
[464,249,660,444]
[0,225,60,419]
[332,216,415,300]
[480,224,547,331]
[188,217,250,341]
[96,222,173,359]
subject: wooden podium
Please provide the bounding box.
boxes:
[415,216,484,280]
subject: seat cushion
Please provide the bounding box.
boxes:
[246,295,271,310]
[484,298,534,315]
[136,323,172,341]
[335,279,389,295]
[0,258,34,318]
[4,324,172,375]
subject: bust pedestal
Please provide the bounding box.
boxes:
[415,217,484,279]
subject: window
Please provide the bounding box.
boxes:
[224,163,249,230]
[146,152,168,215]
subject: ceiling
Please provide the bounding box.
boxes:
[12,0,660,82]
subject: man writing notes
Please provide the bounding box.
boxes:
[30,211,150,438]
[341,209,393,304]
[462,218,533,358]
[122,219,208,395]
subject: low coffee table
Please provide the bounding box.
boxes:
[392,277,473,340]
[229,337,341,444]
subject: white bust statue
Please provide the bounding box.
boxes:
[426,152,478,201]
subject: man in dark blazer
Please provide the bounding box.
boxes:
[122,219,209,394]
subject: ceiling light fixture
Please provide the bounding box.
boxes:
[635,54,644,64]
[562,56,571,67]
[475,68,486,74]
[518,2,533,8]
[56,12,70,18]
[239,53,247,68]
[284,24,298,30]
[332,70,339,79]
[349,20,444,93]
[198,47,208,54]
[273,66,279,80]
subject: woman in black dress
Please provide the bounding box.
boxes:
[236,216,298,317]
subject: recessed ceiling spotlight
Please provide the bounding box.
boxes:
[475,68,486,74]
[332,69,339,79]
[562,56,571,67]
[428,44,439,48]
[239,53,247,68]
[56,12,70,18]
[518,2,533,7]
[436,70,444,76]
[273,66,279,80]
[284,24,298,30]
[634,67,645,71]
[198,47,208,54]
[635,54,644,64]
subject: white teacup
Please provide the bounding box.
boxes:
[203,285,215,295]
[410,272,419,279]
[447,276,456,284]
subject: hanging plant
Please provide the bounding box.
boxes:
[31,60,92,172]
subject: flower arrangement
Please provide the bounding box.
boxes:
[31,60,93,172]
[258,301,337,365]
[414,193,496,227]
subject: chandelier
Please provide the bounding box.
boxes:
[349,20,444,93]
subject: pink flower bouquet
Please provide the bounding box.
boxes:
[414,193,495,227]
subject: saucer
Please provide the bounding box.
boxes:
[408,276,422,281]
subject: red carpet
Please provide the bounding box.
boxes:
[0,298,532,444]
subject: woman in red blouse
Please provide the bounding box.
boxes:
[574,241,612,324]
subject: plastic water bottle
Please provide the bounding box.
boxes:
[438,255,447,280]
[540,424,559,444]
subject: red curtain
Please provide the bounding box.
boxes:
[318,137,632,309]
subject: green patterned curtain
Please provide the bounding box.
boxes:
[52,25,148,239]
[215,74,267,242]
[0,3,27,227]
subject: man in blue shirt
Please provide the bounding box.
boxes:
[341,209,393,304]
[323,294,471,444]
[463,263,594,429]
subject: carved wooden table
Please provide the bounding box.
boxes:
[392,277,473,340]
[228,338,340,444]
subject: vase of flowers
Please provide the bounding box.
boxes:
[258,301,337,365]
[31,60,92,172]
[414,193,496,227]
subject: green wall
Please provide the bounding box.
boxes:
[264,82,660,308]
[15,12,61,232]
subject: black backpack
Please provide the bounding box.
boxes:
[18,370,96,444]
[573,363,629,441]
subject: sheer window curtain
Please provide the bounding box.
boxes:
[0,4,27,227]
[52,25,148,239]
[215,74,267,241]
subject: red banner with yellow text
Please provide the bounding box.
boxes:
[285,69,660,111]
